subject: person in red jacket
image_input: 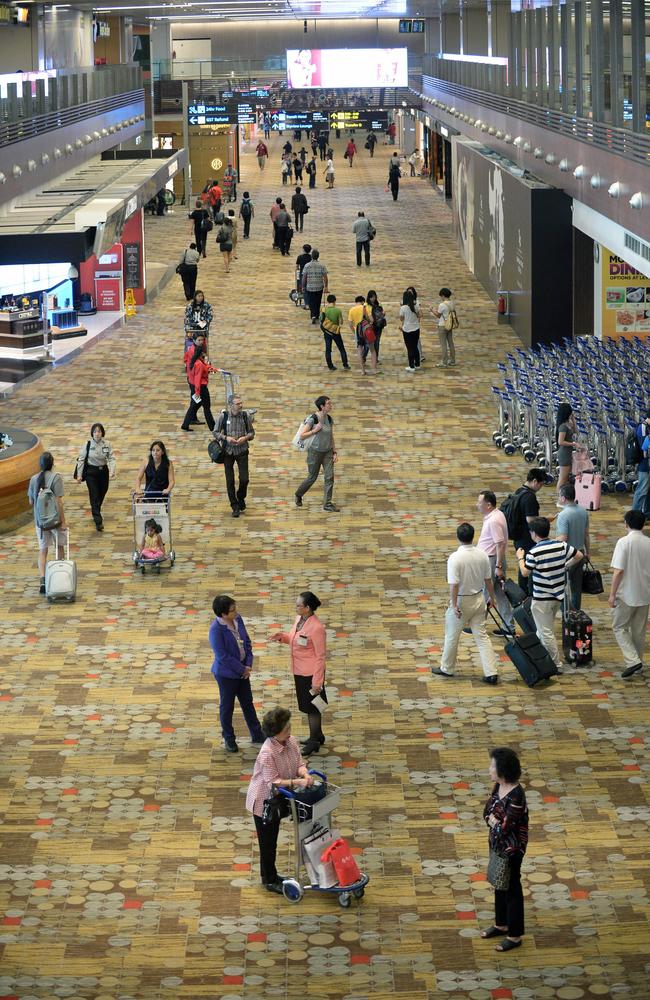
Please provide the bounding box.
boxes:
[345,138,357,167]
[183,332,207,425]
[181,344,216,431]
[208,181,223,220]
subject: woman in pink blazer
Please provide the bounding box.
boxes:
[270,591,327,755]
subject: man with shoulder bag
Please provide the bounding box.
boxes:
[214,395,255,518]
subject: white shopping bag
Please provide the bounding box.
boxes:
[302,828,340,888]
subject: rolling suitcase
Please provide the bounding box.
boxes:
[562,582,593,666]
[489,610,558,687]
[503,578,527,607]
[575,472,601,511]
[502,578,536,635]
[45,529,76,603]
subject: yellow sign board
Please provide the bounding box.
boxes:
[124,289,137,317]
[601,246,650,339]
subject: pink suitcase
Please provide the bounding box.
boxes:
[575,472,601,511]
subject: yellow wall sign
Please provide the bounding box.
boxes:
[210,157,223,171]
[601,246,650,339]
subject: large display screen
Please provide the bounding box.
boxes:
[285,48,408,89]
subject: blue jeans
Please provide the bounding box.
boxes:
[632,467,650,515]
[215,674,263,743]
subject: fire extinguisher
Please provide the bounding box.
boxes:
[497,293,507,315]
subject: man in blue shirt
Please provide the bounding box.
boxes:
[556,483,590,610]
[632,412,650,516]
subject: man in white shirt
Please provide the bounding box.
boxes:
[609,509,650,679]
[477,490,514,635]
[432,522,499,684]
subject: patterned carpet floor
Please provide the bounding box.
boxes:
[0,135,648,1000]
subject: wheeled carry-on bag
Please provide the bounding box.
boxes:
[562,582,593,666]
[502,578,536,635]
[489,609,558,687]
[45,529,77,603]
[575,472,601,511]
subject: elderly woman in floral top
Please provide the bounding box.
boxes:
[481,747,529,952]
[246,707,314,894]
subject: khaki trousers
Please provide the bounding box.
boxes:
[530,599,561,667]
[611,599,649,669]
[440,593,497,677]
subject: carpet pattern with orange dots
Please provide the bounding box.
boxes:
[0,135,649,1000]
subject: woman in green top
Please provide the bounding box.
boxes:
[319,294,350,372]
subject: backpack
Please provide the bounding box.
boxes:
[201,215,213,232]
[626,423,647,465]
[443,307,459,332]
[500,487,528,539]
[216,224,230,244]
[306,161,315,175]
[240,199,252,218]
[35,474,61,530]
[292,413,318,451]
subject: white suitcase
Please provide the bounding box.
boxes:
[45,529,77,603]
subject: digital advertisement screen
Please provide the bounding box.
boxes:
[285,48,408,90]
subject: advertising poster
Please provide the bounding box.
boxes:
[286,48,408,89]
[601,246,650,339]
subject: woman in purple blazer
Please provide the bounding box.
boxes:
[210,594,264,753]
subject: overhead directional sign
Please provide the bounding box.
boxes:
[188,103,229,126]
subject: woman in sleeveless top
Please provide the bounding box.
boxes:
[135,440,175,496]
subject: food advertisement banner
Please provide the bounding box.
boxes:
[601,246,650,339]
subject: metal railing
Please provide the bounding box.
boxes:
[413,71,650,165]
[0,65,142,127]
[0,90,144,150]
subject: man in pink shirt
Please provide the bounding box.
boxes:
[477,490,515,635]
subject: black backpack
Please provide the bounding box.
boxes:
[626,424,646,466]
[500,487,528,539]
[240,199,252,218]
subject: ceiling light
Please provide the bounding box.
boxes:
[573,164,586,178]
[629,192,644,210]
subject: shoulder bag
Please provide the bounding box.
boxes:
[582,557,604,595]
[487,847,511,890]
[207,411,229,463]
[73,440,91,481]
[176,250,190,275]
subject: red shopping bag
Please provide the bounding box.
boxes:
[321,837,361,887]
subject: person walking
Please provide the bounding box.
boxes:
[75,423,116,532]
[631,411,650,515]
[270,591,327,754]
[223,163,237,202]
[135,441,175,496]
[430,287,457,368]
[431,522,499,683]
[388,156,401,201]
[366,290,386,362]
[216,217,233,272]
[319,293,350,371]
[184,332,206,423]
[281,156,290,186]
[210,594,264,752]
[291,186,308,233]
[187,199,211,258]
[481,747,529,953]
[345,138,357,166]
[184,291,213,341]
[294,395,339,512]
[214,395,255,518]
[208,180,222,220]
[270,196,283,250]
[554,402,578,498]
[555,483,590,610]
[306,155,317,189]
[352,210,373,267]
[608,509,650,679]
[517,516,584,673]
[177,243,200,301]
[399,287,421,372]
[27,451,67,594]
[505,468,548,594]
[324,156,335,189]
[348,295,377,376]
[181,344,217,431]
[366,130,377,157]
[299,146,308,165]
[387,121,397,144]
[301,249,328,325]
[263,115,271,139]
[239,191,254,239]
[318,132,328,161]
[255,139,268,169]
[245,706,314,894]
[227,209,239,258]
[310,134,318,158]
[292,155,303,183]
[274,202,291,256]
[408,149,421,176]
[476,490,515,635]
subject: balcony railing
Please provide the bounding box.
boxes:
[0,65,142,128]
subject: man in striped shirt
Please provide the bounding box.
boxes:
[517,516,584,672]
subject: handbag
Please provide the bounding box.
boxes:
[73,440,90,481]
[487,847,511,890]
[261,790,291,825]
[582,557,604,595]
[367,222,376,241]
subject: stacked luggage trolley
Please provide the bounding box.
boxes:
[492,335,648,498]
[277,771,369,907]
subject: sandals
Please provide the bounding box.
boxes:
[495,938,522,952]
[481,926,507,939]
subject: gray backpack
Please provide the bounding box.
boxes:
[35,475,60,530]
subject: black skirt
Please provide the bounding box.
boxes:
[294,673,327,714]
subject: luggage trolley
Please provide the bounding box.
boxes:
[131,493,176,573]
[278,770,369,908]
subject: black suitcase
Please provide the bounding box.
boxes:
[503,577,528,607]
[512,596,537,636]
[504,632,559,687]
[562,608,593,666]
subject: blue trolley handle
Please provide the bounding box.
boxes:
[277,769,327,800]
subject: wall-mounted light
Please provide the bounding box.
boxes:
[475,119,483,129]
[523,141,531,152]
[504,133,513,143]
[101,128,108,137]
[534,147,544,158]
[93,131,101,140]
[545,152,556,165]
[558,158,570,172]
[0,172,5,184]
[41,153,50,166]
[65,143,73,154]
[608,181,622,199]
[495,130,504,139]
[53,147,62,159]
[468,117,476,126]
[488,126,496,135]
[590,173,601,189]
[629,192,644,210]
[67,265,79,280]
[27,159,36,172]
[12,164,22,177]
[75,139,83,149]
[573,164,586,178]
[481,122,489,132]
[83,134,92,144]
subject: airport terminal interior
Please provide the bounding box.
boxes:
[0,2,649,999]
